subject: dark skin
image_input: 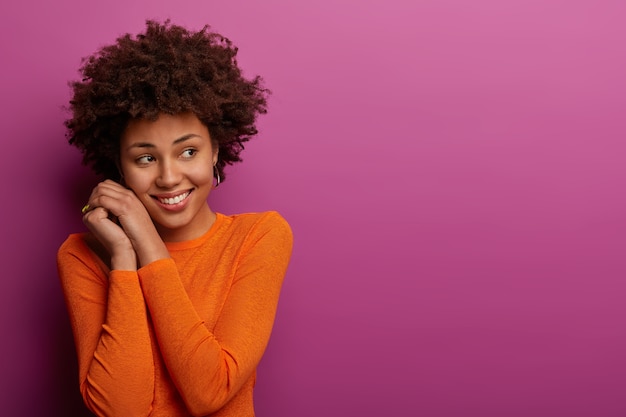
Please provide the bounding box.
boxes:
[82,180,155,271]
[82,113,218,272]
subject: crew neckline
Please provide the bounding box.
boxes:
[164,212,225,251]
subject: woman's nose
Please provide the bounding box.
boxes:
[156,160,182,187]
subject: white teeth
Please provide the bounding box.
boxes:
[159,192,189,205]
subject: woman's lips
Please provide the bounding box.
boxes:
[152,190,192,210]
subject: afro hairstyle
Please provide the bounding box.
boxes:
[65,19,270,182]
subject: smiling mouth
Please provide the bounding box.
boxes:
[155,191,191,205]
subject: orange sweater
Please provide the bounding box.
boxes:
[57,211,293,417]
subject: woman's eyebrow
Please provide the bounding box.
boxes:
[125,134,202,150]
[172,133,202,145]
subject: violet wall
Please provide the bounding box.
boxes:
[1,0,625,416]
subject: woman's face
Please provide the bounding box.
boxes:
[119,112,218,242]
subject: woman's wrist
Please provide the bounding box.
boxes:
[110,246,138,271]
[136,242,170,267]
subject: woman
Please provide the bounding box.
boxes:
[57,20,293,417]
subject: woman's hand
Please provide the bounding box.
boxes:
[82,199,137,271]
[83,180,169,268]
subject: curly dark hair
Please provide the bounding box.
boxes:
[65,20,269,182]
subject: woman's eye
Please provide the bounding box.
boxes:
[182,149,197,158]
[136,155,155,164]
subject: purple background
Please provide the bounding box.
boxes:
[1,1,625,416]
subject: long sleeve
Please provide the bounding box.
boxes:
[57,237,155,417]
[138,212,293,416]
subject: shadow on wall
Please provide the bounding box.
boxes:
[48,160,101,416]
[49,302,93,416]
